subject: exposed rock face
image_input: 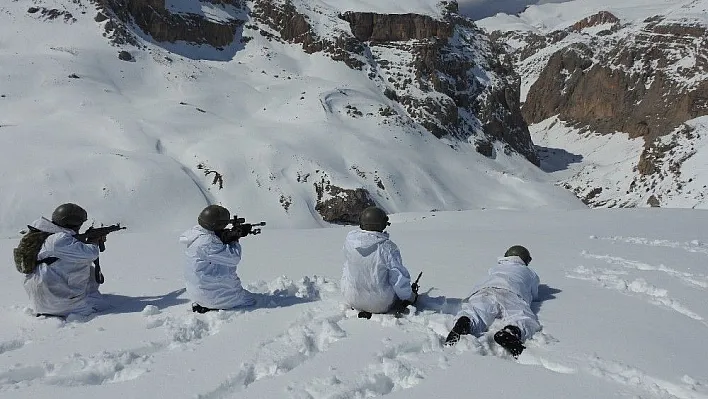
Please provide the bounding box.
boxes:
[92,0,244,48]
[504,12,708,142]
[249,1,537,164]
[92,0,536,164]
[27,7,76,23]
[339,12,452,42]
[314,180,375,224]
[569,11,619,32]
[251,0,365,68]
[492,10,708,208]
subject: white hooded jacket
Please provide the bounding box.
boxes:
[340,229,413,313]
[179,225,254,309]
[23,217,101,317]
[470,256,540,304]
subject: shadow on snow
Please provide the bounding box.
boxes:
[535,145,584,173]
[100,288,190,314]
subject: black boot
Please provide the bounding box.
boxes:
[444,316,472,346]
[192,303,217,313]
[358,310,372,319]
[494,325,525,357]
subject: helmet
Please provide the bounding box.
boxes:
[359,206,389,232]
[198,205,231,231]
[51,203,88,229]
[504,245,532,265]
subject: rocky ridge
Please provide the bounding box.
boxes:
[87,0,538,221]
[489,7,708,208]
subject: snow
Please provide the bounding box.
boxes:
[1,0,708,397]
[531,116,708,209]
[0,0,585,237]
[476,0,708,32]
[2,209,708,398]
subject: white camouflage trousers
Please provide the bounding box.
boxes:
[458,287,540,341]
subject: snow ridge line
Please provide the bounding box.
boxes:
[594,236,708,256]
[0,346,157,391]
[581,251,708,289]
[586,356,708,399]
[294,334,433,398]
[0,339,24,355]
[567,266,707,326]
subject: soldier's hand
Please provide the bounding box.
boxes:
[218,229,240,244]
[237,224,252,237]
[87,235,106,245]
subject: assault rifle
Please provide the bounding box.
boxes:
[76,224,126,284]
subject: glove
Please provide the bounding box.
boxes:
[411,282,419,294]
[236,224,252,238]
[86,235,107,245]
[217,229,240,244]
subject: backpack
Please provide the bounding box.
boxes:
[13,226,56,274]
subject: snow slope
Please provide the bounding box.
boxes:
[1,209,707,398]
[0,0,584,237]
[532,116,708,208]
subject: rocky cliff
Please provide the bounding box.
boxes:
[251,0,538,165]
[519,13,708,142]
[92,0,245,48]
[489,8,708,208]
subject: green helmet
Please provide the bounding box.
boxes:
[198,205,231,231]
[51,203,88,229]
[504,245,532,265]
[359,206,389,232]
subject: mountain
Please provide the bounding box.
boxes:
[0,0,585,236]
[477,0,708,209]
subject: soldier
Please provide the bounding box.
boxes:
[21,203,107,318]
[179,205,255,313]
[444,245,540,357]
[340,206,415,318]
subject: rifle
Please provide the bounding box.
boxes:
[76,224,126,284]
[411,271,423,304]
[228,216,266,237]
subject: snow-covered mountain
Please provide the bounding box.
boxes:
[478,0,708,208]
[0,0,587,236]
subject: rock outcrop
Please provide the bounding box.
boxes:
[490,10,708,208]
[92,0,244,48]
[247,1,537,163]
[495,11,708,143]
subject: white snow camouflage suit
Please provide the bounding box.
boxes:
[180,225,255,309]
[340,229,413,313]
[458,256,541,341]
[23,217,104,317]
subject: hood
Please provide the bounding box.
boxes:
[345,229,390,256]
[497,256,528,267]
[29,217,76,235]
[179,225,213,246]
